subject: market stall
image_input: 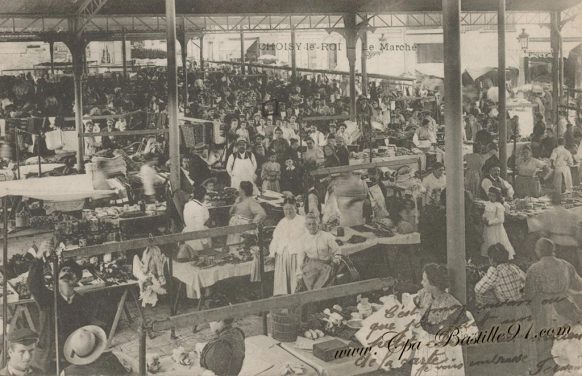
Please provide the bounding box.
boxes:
[0,173,120,363]
[473,188,582,257]
[147,277,396,376]
[172,226,418,300]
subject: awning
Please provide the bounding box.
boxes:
[0,174,115,201]
[414,64,444,79]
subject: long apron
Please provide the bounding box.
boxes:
[273,249,299,295]
[230,157,257,193]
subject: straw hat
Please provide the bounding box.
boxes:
[64,325,107,365]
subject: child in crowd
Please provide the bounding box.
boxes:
[261,153,281,192]
[281,158,302,195]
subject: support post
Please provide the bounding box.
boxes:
[52,252,60,376]
[166,0,180,191]
[179,32,189,112]
[442,0,466,304]
[257,225,268,335]
[559,28,564,102]
[550,11,562,127]
[2,198,8,366]
[240,31,246,75]
[361,29,368,98]
[199,34,205,71]
[343,14,358,121]
[291,28,297,82]
[138,321,146,376]
[49,40,55,76]
[70,39,86,172]
[498,0,507,178]
[122,28,128,80]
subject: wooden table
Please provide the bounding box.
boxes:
[0,281,140,348]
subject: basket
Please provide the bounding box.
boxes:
[271,309,300,342]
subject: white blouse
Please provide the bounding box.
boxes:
[269,215,306,257]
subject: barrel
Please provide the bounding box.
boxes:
[15,213,28,228]
[271,309,299,342]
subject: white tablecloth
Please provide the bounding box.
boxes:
[336,227,420,255]
[173,228,419,299]
[173,258,275,299]
[350,153,426,171]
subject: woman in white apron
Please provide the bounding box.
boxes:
[226,181,266,248]
[226,138,258,194]
[269,200,305,295]
[182,188,211,252]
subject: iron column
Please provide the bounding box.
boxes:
[166,0,180,189]
[443,0,466,304]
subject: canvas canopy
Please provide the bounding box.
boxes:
[0,174,114,201]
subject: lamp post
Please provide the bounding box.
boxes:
[517,28,529,53]
[517,28,530,85]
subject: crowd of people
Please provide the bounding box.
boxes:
[2,59,582,376]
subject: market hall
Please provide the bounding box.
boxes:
[0,0,582,375]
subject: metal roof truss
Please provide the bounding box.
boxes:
[0,11,574,42]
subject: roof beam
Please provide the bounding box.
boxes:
[76,0,110,36]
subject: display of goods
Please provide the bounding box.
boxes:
[97,259,134,284]
[29,215,58,229]
[12,280,30,300]
[43,269,105,290]
[6,253,35,278]
[317,305,349,334]
[205,188,238,207]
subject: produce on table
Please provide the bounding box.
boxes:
[303,329,325,340]
[280,363,306,376]
[146,354,161,373]
[171,347,192,366]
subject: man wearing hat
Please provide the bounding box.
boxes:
[27,240,98,372]
[1,328,39,376]
[481,164,514,201]
[61,326,127,376]
[226,138,257,193]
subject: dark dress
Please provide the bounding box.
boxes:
[281,167,303,195]
[481,154,500,175]
[474,129,493,148]
[336,146,350,166]
[270,138,291,165]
